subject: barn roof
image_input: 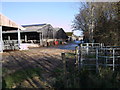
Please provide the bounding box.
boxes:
[22,24,47,27]
[2,24,52,33]
[0,14,24,30]
[22,24,50,31]
[2,30,37,34]
[54,28,62,31]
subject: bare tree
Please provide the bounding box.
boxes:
[73,2,120,45]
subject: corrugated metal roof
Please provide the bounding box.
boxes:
[2,30,37,34]
[21,24,49,31]
[2,24,52,33]
[22,24,46,27]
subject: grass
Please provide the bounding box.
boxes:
[2,67,42,88]
[66,52,75,59]
[51,49,120,88]
[53,64,120,88]
[85,54,96,58]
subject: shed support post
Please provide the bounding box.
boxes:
[8,36,10,41]
[39,32,43,46]
[0,26,2,90]
[0,26,3,53]
[18,28,21,49]
[39,33,41,46]
[25,34,27,42]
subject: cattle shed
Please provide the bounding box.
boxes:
[22,24,54,41]
[0,14,24,52]
[2,24,55,47]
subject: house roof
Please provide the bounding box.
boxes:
[66,32,73,36]
[0,14,24,30]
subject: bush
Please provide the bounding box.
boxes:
[53,67,120,88]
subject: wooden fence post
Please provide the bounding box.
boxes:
[78,46,80,71]
[75,46,78,68]
[79,44,83,70]
[75,46,78,55]
[75,46,81,71]
[61,52,67,87]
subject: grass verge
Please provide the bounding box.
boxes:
[2,67,42,88]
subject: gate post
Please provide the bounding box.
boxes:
[75,46,79,69]
[113,49,115,71]
[96,48,99,73]
[86,43,89,55]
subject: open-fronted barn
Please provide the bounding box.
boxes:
[0,14,24,52]
[22,24,54,43]
[2,24,55,47]
[1,14,69,49]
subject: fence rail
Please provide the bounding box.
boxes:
[3,40,19,50]
[75,43,120,72]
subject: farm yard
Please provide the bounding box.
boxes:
[2,47,74,88]
[0,1,120,89]
[1,43,120,88]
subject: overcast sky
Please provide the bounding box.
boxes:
[1,2,83,36]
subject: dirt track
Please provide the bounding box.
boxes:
[2,47,73,88]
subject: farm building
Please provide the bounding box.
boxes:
[2,24,54,47]
[1,14,69,50]
[22,25,68,44]
[53,28,68,41]
[22,24,54,43]
[0,14,24,52]
[66,32,73,41]
[3,24,68,47]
